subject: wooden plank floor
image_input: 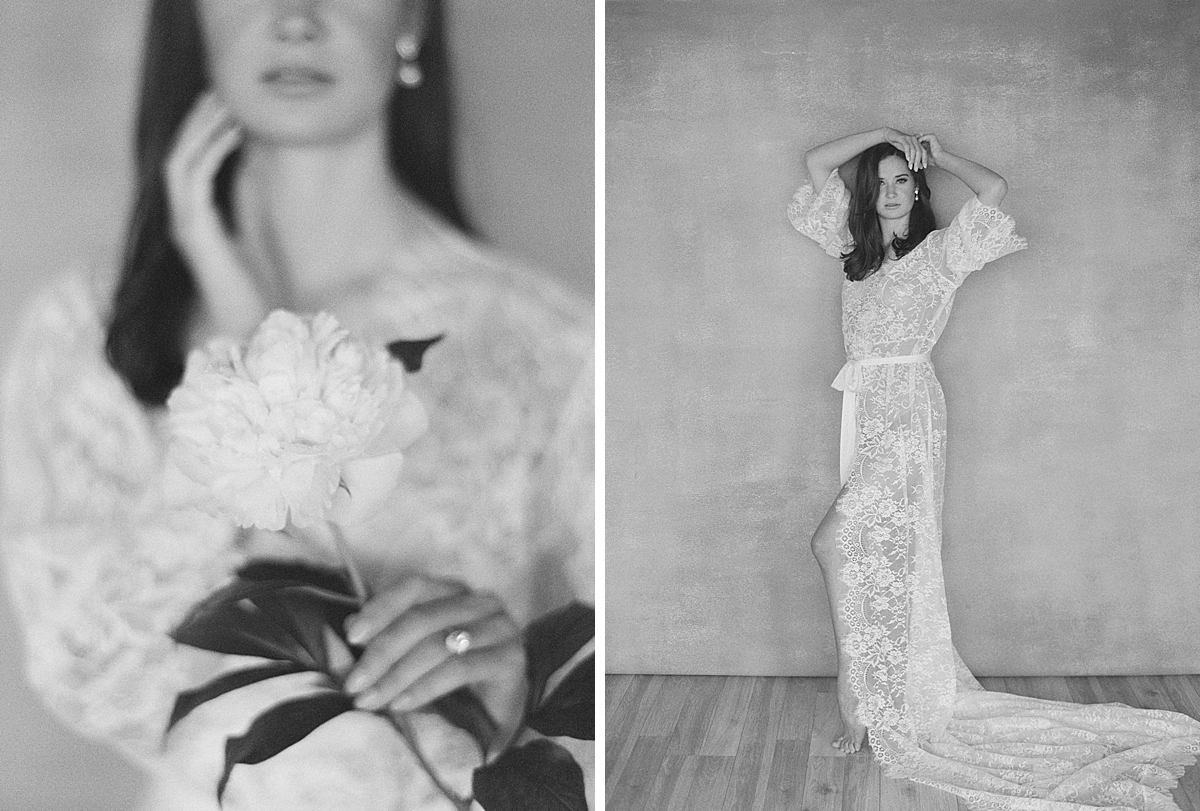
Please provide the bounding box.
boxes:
[606,674,1200,811]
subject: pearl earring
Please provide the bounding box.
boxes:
[395,35,423,88]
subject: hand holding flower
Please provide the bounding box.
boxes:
[344,574,529,757]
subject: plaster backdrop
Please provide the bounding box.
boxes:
[607,1,1200,677]
[0,2,592,809]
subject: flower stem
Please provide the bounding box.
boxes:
[327,525,472,809]
[329,523,369,603]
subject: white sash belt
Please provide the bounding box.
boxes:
[831,353,931,486]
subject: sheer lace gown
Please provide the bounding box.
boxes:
[0,221,594,811]
[788,170,1200,811]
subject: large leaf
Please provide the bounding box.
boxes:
[247,590,332,672]
[431,686,499,757]
[172,574,360,668]
[526,654,594,740]
[236,560,356,598]
[171,580,321,666]
[167,662,307,733]
[235,562,365,654]
[472,738,587,811]
[217,691,355,804]
[524,602,594,707]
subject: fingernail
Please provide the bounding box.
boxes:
[345,617,366,644]
[355,690,385,710]
[344,671,368,694]
[390,693,416,712]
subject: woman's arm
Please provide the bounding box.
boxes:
[804,127,927,189]
[919,134,1008,207]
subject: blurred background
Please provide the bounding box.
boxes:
[0,1,593,808]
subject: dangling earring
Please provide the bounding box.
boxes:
[914,188,920,200]
[395,34,423,88]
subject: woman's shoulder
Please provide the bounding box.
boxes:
[341,223,593,387]
[6,265,117,373]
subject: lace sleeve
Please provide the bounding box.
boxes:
[531,354,594,604]
[787,169,852,259]
[940,196,1028,283]
[0,274,241,763]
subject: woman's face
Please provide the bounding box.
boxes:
[197,0,407,145]
[875,155,917,222]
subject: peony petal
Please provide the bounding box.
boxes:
[165,310,430,533]
[376,390,429,453]
[327,452,406,526]
[279,459,340,528]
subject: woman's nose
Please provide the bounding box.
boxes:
[272,0,325,42]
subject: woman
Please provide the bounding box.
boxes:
[789,127,1200,809]
[0,0,593,808]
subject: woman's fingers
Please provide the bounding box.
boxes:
[166,92,242,241]
[897,133,921,171]
[344,575,468,645]
[351,610,521,711]
[384,640,527,717]
[347,591,505,691]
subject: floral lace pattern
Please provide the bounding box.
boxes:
[791,171,1200,810]
[1,223,593,810]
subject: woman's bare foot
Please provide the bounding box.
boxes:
[832,674,867,754]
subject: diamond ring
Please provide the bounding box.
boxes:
[445,629,472,655]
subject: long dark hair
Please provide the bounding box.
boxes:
[106,0,469,406]
[841,143,936,282]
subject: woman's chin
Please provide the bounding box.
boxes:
[234,102,382,150]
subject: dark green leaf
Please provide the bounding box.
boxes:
[526,654,594,740]
[237,560,355,597]
[472,738,587,811]
[249,591,331,672]
[171,582,318,666]
[524,602,594,708]
[386,335,444,372]
[171,576,359,667]
[431,687,499,757]
[217,692,355,804]
[167,662,306,733]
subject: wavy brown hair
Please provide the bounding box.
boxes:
[106,0,469,406]
[841,143,936,282]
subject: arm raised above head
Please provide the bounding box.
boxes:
[804,127,928,189]
[919,134,1009,208]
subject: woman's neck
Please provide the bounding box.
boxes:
[879,215,909,246]
[232,125,427,309]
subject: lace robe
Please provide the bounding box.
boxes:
[788,170,1200,811]
[0,221,594,811]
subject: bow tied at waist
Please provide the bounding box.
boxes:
[831,353,932,486]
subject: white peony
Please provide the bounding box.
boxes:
[164,311,429,531]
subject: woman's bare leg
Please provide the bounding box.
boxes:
[810,496,867,754]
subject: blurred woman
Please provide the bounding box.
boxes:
[1,0,593,808]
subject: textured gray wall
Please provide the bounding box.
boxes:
[0,2,593,808]
[607,1,1200,676]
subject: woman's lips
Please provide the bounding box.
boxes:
[262,66,334,95]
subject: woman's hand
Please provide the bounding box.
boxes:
[343,575,529,754]
[915,134,1009,206]
[884,128,927,171]
[917,133,945,168]
[166,92,265,337]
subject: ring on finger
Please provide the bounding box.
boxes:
[445,628,472,655]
